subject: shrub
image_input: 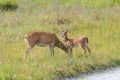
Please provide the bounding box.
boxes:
[112,0,120,5]
[0,0,18,10]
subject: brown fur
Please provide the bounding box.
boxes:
[61,30,91,55]
[24,31,69,57]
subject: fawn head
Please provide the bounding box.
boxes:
[61,30,68,40]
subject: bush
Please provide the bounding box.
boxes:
[0,0,18,10]
[112,0,120,5]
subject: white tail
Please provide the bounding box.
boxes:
[24,31,69,57]
[61,30,91,55]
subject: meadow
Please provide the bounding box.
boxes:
[0,0,120,80]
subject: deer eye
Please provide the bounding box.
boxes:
[62,35,64,38]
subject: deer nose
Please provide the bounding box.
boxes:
[62,35,66,40]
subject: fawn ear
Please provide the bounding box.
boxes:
[65,30,68,33]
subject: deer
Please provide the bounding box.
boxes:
[24,31,69,57]
[61,30,91,55]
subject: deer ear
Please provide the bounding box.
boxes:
[65,30,68,33]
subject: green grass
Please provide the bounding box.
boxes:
[18,0,120,8]
[0,0,120,80]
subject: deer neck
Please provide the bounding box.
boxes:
[64,36,69,42]
[57,41,68,54]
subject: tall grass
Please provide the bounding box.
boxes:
[18,0,120,8]
[0,0,120,80]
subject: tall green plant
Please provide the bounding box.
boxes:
[0,0,18,10]
[112,0,120,5]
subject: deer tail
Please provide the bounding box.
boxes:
[86,37,88,44]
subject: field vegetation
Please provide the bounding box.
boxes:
[0,0,120,80]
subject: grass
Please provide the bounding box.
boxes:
[0,0,120,80]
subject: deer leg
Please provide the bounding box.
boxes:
[24,43,35,58]
[68,48,72,55]
[84,41,91,54]
[81,45,87,54]
[24,47,33,58]
[83,48,86,54]
[68,48,71,54]
[49,46,54,56]
[87,46,91,54]
[70,48,73,56]
[25,47,31,54]
[79,44,86,54]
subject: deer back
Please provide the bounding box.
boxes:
[24,31,60,45]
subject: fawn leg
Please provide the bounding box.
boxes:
[87,46,91,54]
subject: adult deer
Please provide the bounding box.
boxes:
[24,31,69,57]
[61,30,91,55]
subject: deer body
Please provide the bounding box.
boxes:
[61,31,91,54]
[24,31,69,57]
